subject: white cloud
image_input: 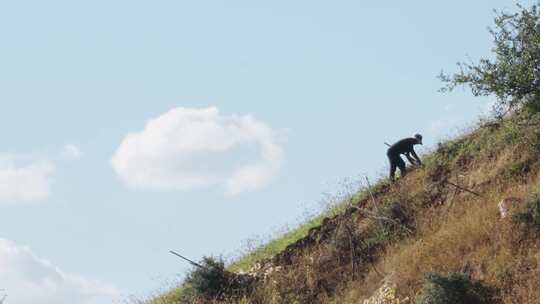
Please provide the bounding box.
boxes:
[0,238,120,304]
[61,145,83,160]
[111,107,283,195]
[0,157,54,202]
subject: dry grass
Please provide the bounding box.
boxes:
[328,116,540,304]
[150,115,540,304]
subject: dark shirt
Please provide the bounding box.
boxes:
[387,137,419,156]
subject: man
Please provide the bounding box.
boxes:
[387,134,423,182]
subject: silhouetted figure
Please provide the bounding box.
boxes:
[387,134,423,182]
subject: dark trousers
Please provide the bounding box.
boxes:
[387,152,406,181]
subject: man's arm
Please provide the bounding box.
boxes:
[410,149,421,165]
[405,152,416,165]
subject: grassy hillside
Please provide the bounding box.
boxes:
[146,112,540,304]
[135,3,540,302]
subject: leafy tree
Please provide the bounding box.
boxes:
[440,3,540,116]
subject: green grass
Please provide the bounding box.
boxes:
[228,215,325,272]
[148,286,186,304]
[228,196,354,272]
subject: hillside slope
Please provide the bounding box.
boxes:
[150,113,540,304]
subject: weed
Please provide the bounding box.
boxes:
[513,194,540,237]
[366,202,414,247]
[416,272,495,304]
[500,159,533,181]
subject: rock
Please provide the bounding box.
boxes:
[498,197,523,219]
[362,280,409,304]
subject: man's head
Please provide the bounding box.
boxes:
[414,133,423,145]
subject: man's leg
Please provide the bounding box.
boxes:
[388,155,397,182]
[396,156,407,178]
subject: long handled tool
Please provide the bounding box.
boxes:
[169,250,205,269]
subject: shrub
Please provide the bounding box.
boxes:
[436,140,466,163]
[183,256,239,301]
[501,159,533,181]
[513,193,540,236]
[378,202,413,238]
[440,3,540,116]
[416,272,495,304]
[331,220,360,253]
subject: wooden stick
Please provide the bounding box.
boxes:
[352,206,414,235]
[444,180,482,197]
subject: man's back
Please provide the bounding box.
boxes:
[387,137,417,155]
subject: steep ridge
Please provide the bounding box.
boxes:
[149,114,540,303]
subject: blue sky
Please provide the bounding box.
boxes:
[0,1,526,303]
